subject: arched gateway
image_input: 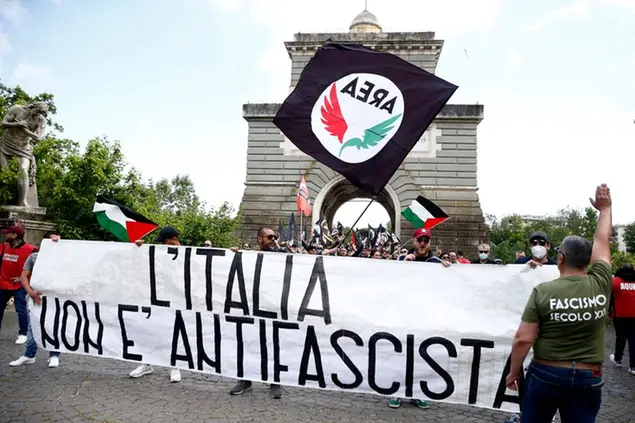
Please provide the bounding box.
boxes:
[238,10,487,255]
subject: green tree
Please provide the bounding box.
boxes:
[487,207,600,264]
[1,80,240,247]
[488,215,527,264]
[622,223,635,254]
[611,251,635,274]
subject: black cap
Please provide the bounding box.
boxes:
[529,231,549,243]
[155,226,179,243]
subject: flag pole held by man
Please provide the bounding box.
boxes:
[506,184,613,422]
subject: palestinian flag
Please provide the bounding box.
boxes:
[92,196,158,242]
[402,195,448,230]
[273,42,457,195]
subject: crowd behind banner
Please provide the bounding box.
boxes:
[268,219,507,264]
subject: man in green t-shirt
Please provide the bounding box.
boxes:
[506,184,613,423]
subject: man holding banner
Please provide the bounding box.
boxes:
[404,229,449,266]
[10,231,62,368]
[506,184,613,423]
[229,227,284,399]
[129,226,183,383]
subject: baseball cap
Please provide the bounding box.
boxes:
[529,231,549,243]
[154,226,179,243]
[2,226,25,238]
[414,228,432,239]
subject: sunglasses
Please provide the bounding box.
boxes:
[441,255,449,260]
[478,250,489,254]
[530,239,546,246]
[266,234,278,241]
[416,237,430,244]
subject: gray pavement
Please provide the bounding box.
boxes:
[0,311,633,423]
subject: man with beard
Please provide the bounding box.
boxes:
[390,228,449,410]
[0,226,36,344]
[229,227,284,399]
[405,229,449,265]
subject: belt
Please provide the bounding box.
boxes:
[534,358,602,372]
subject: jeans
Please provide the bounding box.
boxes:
[0,287,28,335]
[521,361,603,423]
[25,322,60,359]
[614,317,635,368]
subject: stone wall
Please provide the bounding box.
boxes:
[0,206,57,245]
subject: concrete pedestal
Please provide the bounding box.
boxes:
[0,205,57,244]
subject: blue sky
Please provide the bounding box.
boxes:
[1,0,634,228]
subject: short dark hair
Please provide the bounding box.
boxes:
[615,262,635,282]
[44,230,60,239]
[559,236,592,270]
[457,250,464,256]
[257,227,272,238]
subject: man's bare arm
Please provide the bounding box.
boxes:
[21,268,42,305]
[1,109,24,128]
[507,321,539,390]
[589,184,612,264]
[20,269,31,291]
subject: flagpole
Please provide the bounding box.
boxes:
[335,196,376,249]
[299,211,303,245]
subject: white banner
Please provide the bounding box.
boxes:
[29,240,559,412]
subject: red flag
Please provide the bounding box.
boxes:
[296,175,311,217]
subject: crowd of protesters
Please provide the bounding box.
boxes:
[1,184,633,423]
[259,224,556,267]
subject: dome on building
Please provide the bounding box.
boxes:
[349,9,382,33]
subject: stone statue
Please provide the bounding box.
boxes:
[0,102,48,207]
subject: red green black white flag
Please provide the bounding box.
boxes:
[273,42,458,195]
[92,195,159,242]
[401,195,449,230]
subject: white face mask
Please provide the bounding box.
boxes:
[479,253,489,261]
[531,245,547,260]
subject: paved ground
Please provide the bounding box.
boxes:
[0,312,633,423]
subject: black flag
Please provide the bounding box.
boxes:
[287,213,297,245]
[273,42,458,195]
[375,224,388,247]
[277,220,286,242]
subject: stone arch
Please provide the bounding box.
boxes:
[312,176,402,239]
